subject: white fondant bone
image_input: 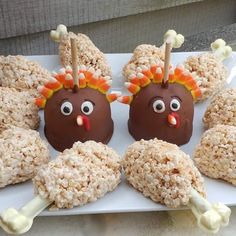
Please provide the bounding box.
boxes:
[50,24,68,42]
[188,188,231,234]
[0,196,51,234]
[163,30,184,49]
[211,39,232,61]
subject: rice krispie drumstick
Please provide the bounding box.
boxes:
[50,24,111,77]
[0,141,121,234]
[123,139,231,233]
[123,29,184,80]
[184,39,232,101]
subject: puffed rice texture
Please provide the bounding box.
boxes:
[33,141,121,209]
[0,55,50,96]
[0,126,50,188]
[184,53,228,101]
[203,88,236,128]
[123,139,205,208]
[123,44,165,79]
[194,125,236,186]
[59,32,111,77]
[0,87,40,132]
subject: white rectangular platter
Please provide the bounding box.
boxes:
[0,52,236,216]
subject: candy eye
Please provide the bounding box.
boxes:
[81,101,94,115]
[61,101,73,116]
[170,98,181,111]
[153,100,165,113]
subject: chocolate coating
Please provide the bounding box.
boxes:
[128,83,194,145]
[44,87,113,151]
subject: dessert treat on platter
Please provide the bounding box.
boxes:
[123,30,184,80]
[35,39,119,151]
[123,139,231,233]
[203,88,236,129]
[50,24,111,77]
[0,126,50,188]
[184,39,232,102]
[0,87,40,132]
[118,34,201,145]
[0,141,121,234]
[194,125,236,186]
[0,55,50,97]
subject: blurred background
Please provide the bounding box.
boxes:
[0,0,236,55]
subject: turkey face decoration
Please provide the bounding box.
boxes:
[36,66,119,151]
[119,65,201,146]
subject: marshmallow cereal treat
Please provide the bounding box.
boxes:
[0,55,50,96]
[122,139,231,233]
[0,87,39,132]
[0,126,50,188]
[33,141,121,209]
[123,139,205,208]
[0,141,121,234]
[194,125,236,186]
[184,39,232,101]
[50,24,111,77]
[203,88,236,128]
[123,30,184,80]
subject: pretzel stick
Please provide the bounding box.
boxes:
[70,38,79,91]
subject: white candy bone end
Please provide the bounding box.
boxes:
[0,208,33,234]
[164,29,184,48]
[50,24,68,42]
[211,38,232,61]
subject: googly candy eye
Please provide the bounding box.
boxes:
[81,101,94,115]
[170,98,181,111]
[61,101,73,116]
[153,100,165,113]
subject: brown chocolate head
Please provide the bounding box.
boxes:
[44,87,113,151]
[129,83,194,145]
[35,66,119,152]
[119,64,202,146]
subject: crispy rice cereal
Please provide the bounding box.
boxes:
[33,141,121,209]
[123,139,205,208]
[0,55,50,96]
[194,125,236,186]
[184,53,228,101]
[123,44,165,79]
[0,87,39,132]
[0,126,50,188]
[203,88,236,128]
[59,32,111,77]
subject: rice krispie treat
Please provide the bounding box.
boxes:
[194,125,236,186]
[0,55,50,96]
[0,141,121,234]
[0,87,40,132]
[50,24,111,77]
[0,126,50,188]
[184,39,232,102]
[203,88,236,128]
[122,139,231,233]
[123,30,184,80]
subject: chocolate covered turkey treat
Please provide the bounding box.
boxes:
[50,24,111,77]
[35,65,119,151]
[194,125,236,186]
[0,87,40,132]
[0,55,50,97]
[0,141,121,234]
[123,139,231,233]
[0,126,50,188]
[203,88,236,128]
[123,30,184,80]
[184,39,232,101]
[118,35,201,145]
